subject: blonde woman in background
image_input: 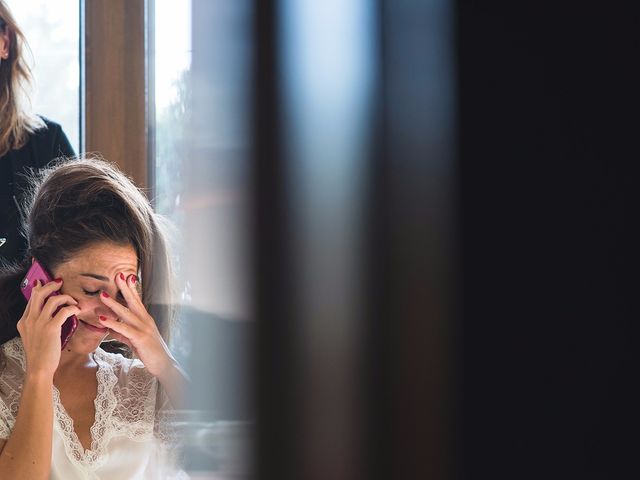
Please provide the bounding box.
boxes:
[0,0,75,264]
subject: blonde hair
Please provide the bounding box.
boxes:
[0,0,44,157]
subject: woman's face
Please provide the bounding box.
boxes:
[52,241,138,354]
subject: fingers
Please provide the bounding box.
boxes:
[26,280,78,324]
[100,272,159,350]
[97,313,137,340]
[99,290,135,322]
[51,305,81,328]
[18,300,80,337]
[32,278,63,296]
[29,279,64,310]
[101,274,151,328]
[114,272,145,316]
[40,293,78,321]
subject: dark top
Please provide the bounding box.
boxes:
[0,118,75,265]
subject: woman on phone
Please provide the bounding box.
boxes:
[0,0,75,264]
[0,158,188,479]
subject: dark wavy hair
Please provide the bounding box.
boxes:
[0,156,175,357]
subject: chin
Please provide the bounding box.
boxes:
[65,329,106,353]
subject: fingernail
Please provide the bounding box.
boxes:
[99,315,107,321]
[54,278,63,283]
[101,291,110,298]
[130,275,137,284]
[119,273,125,281]
[32,279,38,287]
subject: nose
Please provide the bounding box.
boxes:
[102,288,128,307]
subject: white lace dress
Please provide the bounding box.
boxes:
[0,337,188,479]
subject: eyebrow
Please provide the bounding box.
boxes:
[79,273,110,281]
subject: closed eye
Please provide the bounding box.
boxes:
[82,289,126,302]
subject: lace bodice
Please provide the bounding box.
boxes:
[0,337,186,479]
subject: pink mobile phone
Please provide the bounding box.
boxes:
[20,260,78,349]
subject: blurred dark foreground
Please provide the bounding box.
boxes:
[184,1,640,479]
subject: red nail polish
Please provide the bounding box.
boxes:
[131,275,137,284]
[32,279,38,287]
[101,291,110,298]
[99,315,107,321]
[119,273,125,280]
[54,278,63,283]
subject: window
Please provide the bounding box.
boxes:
[151,1,253,476]
[151,0,191,219]
[6,0,81,152]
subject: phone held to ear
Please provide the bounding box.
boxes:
[20,260,78,349]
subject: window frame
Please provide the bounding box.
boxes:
[83,0,148,189]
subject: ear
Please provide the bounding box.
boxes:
[0,27,10,60]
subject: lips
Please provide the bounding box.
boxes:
[78,319,109,333]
